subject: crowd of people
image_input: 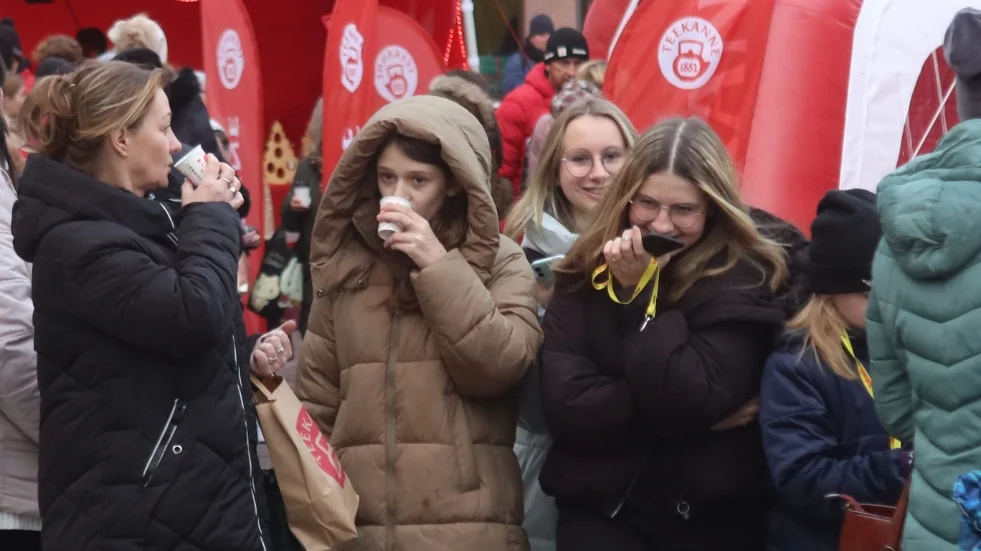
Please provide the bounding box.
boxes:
[4,6,981,551]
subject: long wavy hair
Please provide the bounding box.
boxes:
[788,295,857,380]
[504,97,637,239]
[557,117,788,303]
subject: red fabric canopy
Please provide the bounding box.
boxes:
[6,0,460,140]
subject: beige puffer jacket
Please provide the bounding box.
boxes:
[295,96,543,551]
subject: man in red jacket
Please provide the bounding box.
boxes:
[496,28,589,200]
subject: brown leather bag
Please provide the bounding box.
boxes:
[831,477,911,551]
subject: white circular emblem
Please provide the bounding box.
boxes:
[217,29,245,90]
[374,45,418,104]
[339,24,365,93]
[657,17,724,90]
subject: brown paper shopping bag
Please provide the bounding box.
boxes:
[252,375,359,550]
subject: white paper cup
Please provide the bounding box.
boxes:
[294,186,312,208]
[378,196,412,239]
[173,145,207,186]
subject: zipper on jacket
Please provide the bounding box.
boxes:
[232,333,269,551]
[608,465,642,518]
[142,398,187,486]
[384,312,401,551]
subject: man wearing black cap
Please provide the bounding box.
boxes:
[502,14,554,94]
[496,27,590,201]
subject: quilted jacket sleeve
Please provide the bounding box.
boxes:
[295,293,340,437]
[540,289,643,449]
[622,311,774,436]
[760,351,906,521]
[412,245,542,399]
[495,93,527,198]
[57,202,242,359]
[0,178,39,444]
[867,287,915,441]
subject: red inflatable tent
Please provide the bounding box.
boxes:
[591,0,971,232]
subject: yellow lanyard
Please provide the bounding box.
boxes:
[842,333,901,450]
[591,260,660,331]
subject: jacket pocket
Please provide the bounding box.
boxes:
[142,399,187,487]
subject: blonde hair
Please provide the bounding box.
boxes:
[21,61,167,177]
[577,60,607,89]
[788,295,857,380]
[108,13,169,64]
[504,97,637,239]
[558,117,788,303]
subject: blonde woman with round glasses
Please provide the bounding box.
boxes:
[506,97,637,307]
[504,97,636,551]
[539,117,788,550]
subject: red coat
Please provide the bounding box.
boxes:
[495,63,555,199]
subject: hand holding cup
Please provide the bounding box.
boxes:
[180,152,244,209]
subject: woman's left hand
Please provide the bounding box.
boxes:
[250,320,298,377]
[377,204,448,269]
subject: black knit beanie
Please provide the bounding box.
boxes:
[808,189,881,295]
[544,28,589,64]
[944,8,981,120]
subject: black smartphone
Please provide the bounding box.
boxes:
[641,233,685,257]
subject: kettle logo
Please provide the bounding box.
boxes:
[217,29,245,90]
[339,24,365,93]
[658,17,724,90]
[374,45,418,104]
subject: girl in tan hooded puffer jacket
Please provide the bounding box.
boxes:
[295,95,543,551]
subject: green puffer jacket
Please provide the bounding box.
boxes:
[867,119,981,550]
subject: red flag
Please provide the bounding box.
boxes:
[200,0,266,334]
[321,4,446,188]
[605,0,774,172]
[321,0,379,188]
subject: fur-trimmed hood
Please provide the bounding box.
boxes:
[428,74,497,136]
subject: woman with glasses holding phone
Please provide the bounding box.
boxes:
[505,97,636,551]
[539,117,788,550]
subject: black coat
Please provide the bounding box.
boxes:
[170,68,225,162]
[11,155,267,551]
[760,334,906,551]
[539,257,785,546]
[278,156,322,333]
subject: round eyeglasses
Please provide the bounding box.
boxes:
[561,149,626,178]
[629,196,704,229]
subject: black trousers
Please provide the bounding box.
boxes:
[556,504,765,551]
[0,530,42,551]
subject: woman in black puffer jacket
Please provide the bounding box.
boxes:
[11,61,294,551]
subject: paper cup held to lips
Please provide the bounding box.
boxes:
[378,196,412,239]
[294,186,312,208]
[173,145,207,186]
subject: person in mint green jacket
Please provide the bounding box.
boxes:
[866,10,981,550]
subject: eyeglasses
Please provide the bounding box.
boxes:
[561,149,626,178]
[629,196,704,229]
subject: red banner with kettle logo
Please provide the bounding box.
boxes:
[604,0,774,172]
[200,0,266,334]
[321,3,445,189]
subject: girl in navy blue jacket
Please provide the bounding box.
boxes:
[759,189,910,551]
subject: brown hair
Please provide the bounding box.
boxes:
[505,97,637,239]
[557,117,788,303]
[788,295,857,380]
[21,61,167,177]
[2,72,22,99]
[33,35,84,65]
